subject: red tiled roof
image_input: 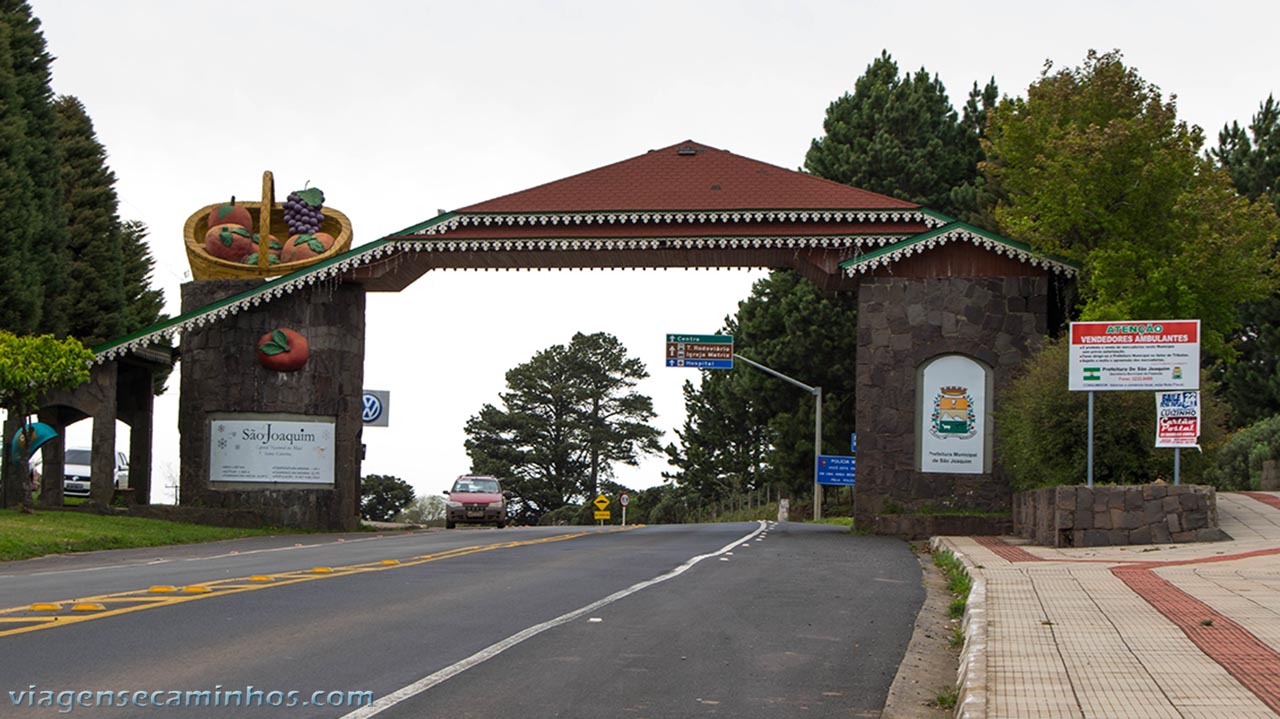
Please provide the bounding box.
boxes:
[456,140,918,214]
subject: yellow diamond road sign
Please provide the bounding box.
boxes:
[593,494,610,511]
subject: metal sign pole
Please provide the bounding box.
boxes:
[1087,391,1095,488]
[1174,447,1181,486]
[815,387,823,521]
[732,353,823,521]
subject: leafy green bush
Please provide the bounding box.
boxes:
[1203,413,1280,490]
[996,338,1227,491]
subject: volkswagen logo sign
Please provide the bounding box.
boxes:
[361,391,389,426]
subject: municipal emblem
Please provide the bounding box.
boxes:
[930,386,976,439]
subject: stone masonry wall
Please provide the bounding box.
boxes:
[178,279,366,530]
[1013,484,1225,547]
[854,276,1048,527]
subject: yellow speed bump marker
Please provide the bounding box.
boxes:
[249,575,274,582]
[379,560,400,566]
[29,603,62,612]
[181,586,211,594]
[71,603,106,612]
[310,567,333,574]
[148,586,178,593]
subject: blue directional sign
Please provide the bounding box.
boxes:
[665,333,734,370]
[665,358,734,369]
[816,454,856,486]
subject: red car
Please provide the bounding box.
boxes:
[444,476,510,529]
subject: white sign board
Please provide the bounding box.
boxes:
[362,390,390,427]
[1069,320,1200,391]
[1155,391,1201,448]
[919,355,988,474]
[209,418,335,484]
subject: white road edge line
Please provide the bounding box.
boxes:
[339,521,767,719]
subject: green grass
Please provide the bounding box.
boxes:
[935,549,973,619]
[930,685,959,711]
[0,509,286,562]
[807,515,854,526]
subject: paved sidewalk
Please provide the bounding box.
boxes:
[934,491,1280,719]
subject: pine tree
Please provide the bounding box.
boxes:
[119,219,166,335]
[1213,95,1280,213]
[0,20,42,333]
[1212,96,1280,426]
[950,79,1001,228]
[804,51,986,218]
[464,332,660,522]
[55,95,127,347]
[0,2,68,335]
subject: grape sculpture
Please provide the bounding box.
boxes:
[283,186,325,236]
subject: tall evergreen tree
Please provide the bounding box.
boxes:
[464,332,660,522]
[55,95,126,347]
[1213,94,1280,213]
[0,2,67,335]
[805,51,989,218]
[119,219,166,335]
[950,78,1001,229]
[1212,96,1280,426]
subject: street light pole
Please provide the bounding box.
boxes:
[732,353,823,521]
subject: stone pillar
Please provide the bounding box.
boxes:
[1262,460,1280,491]
[1,413,22,509]
[854,276,1049,529]
[36,407,66,508]
[89,363,118,506]
[179,278,366,530]
[126,389,154,505]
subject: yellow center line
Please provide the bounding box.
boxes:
[0,529,628,638]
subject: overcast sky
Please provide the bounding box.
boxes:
[26,0,1279,502]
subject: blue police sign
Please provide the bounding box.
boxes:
[816,455,856,486]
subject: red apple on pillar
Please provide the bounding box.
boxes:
[256,328,310,371]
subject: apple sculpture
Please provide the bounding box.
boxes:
[256,328,310,372]
[208,196,254,230]
[205,224,256,261]
[281,232,336,263]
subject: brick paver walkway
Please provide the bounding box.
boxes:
[937,491,1280,719]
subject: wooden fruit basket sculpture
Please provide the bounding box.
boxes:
[184,170,353,280]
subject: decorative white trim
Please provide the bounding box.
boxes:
[403,234,907,254]
[93,229,918,364]
[842,227,1078,277]
[414,209,941,236]
[93,239,420,365]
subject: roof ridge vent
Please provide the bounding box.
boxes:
[676,144,698,156]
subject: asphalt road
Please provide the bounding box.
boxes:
[0,521,922,718]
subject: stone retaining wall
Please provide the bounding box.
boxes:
[872,513,1013,540]
[1013,484,1226,547]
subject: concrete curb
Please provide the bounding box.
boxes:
[932,537,988,719]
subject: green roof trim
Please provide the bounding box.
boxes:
[92,235,400,359]
[839,221,1080,276]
